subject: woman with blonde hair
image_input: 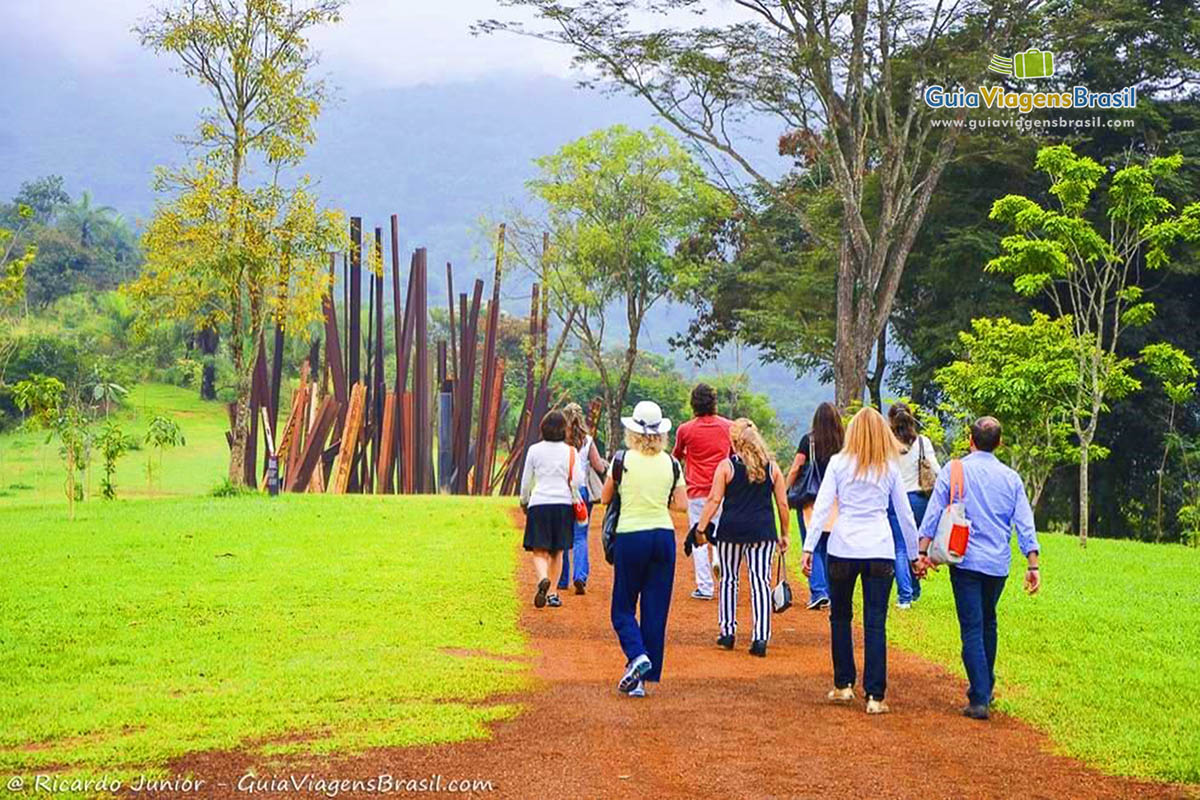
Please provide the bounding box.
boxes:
[601,400,686,697]
[803,407,923,714]
[558,403,609,595]
[693,418,791,657]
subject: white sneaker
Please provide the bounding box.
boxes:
[896,601,912,610]
[691,589,713,600]
[618,654,652,693]
[628,680,646,698]
[866,696,890,714]
[827,687,855,703]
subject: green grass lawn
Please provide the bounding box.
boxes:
[887,533,1200,783]
[0,384,231,506]
[0,494,526,789]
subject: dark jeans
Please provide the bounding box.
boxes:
[827,555,894,699]
[950,566,1007,706]
[610,528,676,682]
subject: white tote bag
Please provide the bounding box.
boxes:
[929,459,970,565]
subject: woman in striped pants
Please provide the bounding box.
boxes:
[692,418,791,656]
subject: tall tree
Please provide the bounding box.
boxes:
[532,125,730,450]
[134,0,346,484]
[987,144,1200,544]
[479,0,1038,406]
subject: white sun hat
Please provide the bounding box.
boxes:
[621,400,672,435]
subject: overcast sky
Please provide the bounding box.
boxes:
[7,0,741,89]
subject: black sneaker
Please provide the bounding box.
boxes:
[573,579,586,595]
[749,640,767,657]
[534,578,550,608]
[716,634,735,650]
[547,594,563,608]
[962,703,990,720]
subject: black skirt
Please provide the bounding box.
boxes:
[524,503,575,552]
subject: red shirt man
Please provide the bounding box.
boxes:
[672,384,731,598]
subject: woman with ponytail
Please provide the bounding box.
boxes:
[693,418,791,657]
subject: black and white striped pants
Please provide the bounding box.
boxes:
[715,540,776,642]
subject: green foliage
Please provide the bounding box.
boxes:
[208,477,254,498]
[531,124,731,446]
[985,144,1200,541]
[133,0,348,485]
[0,203,37,309]
[935,313,1113,508]
[13,375,90,517]
[96,420,136,500]
[145,414,186,489]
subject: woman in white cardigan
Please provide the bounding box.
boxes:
[520,410,584,609]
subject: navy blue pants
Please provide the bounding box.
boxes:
[950,566,1007,706]
[827,555,894,699]
[610,528,676,682]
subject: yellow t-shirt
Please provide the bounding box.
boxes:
[616,450,683,533]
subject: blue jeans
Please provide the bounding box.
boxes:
[558,488,592,588]
[798,507,830,602]
[949,566,1007,706]
[610,528,676,682]
[827,556,894,699]
[887,491,929,603]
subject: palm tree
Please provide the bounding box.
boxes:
[61,191,117,248]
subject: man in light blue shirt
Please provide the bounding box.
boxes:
[918,416,1041,720]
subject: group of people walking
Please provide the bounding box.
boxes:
[519,384,1041,719]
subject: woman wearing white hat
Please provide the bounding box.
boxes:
[601,400,687,697]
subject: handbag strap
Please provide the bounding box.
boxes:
[566,447,577,499]
[949,458,966,502]
[775,550,788,583]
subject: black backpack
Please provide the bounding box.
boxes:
[602,450,682,564]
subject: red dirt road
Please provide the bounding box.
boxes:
[167,514,1187,799]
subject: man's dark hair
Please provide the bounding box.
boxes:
[970,416,1002,452]
[691,383,717,417]
[540,410,567,442]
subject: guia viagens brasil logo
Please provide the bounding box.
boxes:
[923,48,1136,114]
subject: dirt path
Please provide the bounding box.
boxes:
[168,513,1186,799]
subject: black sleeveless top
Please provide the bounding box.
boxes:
[714,455,776,543]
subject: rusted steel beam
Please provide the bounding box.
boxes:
[473,224,505,494]
[454,280,483,494]
[390,215,404,494]
[480,357,506,495]
[401,391,415,494]
[396,251,419,492]
[375,390,397,494]
[332,382,366,494]
[348,217,362,387]
[446,262,458,381]
[323,291,348,426]
[413,248,430,493]
[287,395,339,492]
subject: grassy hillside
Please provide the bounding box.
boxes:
[0,494,526,788]
[0,384,230,506]
[888,534,1200,783]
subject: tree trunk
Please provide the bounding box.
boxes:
[1078,436,1090,547]
[227,328,251,486]
[867,325,887,410]
[833,236,866,409]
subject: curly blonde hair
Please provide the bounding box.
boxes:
[562,402,588,449]
[730,417,772,483]
[624,429,666,456]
